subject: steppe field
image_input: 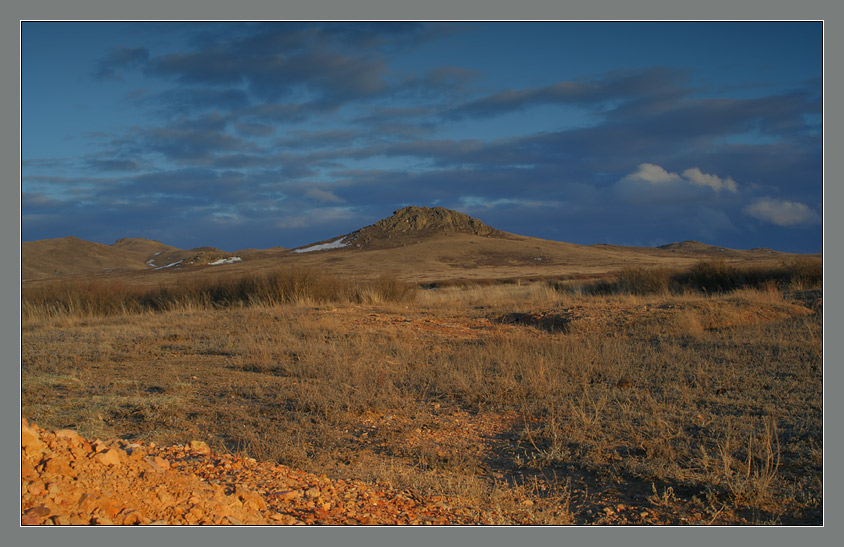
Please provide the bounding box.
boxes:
[21,208,823,526]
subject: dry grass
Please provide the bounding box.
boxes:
[20,261,822,525]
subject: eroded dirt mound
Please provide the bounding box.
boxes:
[347,206,502,249]
[20,418,488,526]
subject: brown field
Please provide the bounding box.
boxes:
[21,248,823,525]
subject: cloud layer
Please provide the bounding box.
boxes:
[22,22,823,252]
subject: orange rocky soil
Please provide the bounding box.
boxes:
[21,418,492,526]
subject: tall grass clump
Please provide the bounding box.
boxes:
[584,266,673,296]
[580,257,822,297]
[22,268,417,321]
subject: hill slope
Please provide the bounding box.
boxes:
[22,207,815,285]
[21,237,155,281]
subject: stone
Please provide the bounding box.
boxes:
[21,461,38,480]
[95,449,123,467]
[43,457,75,477]
[55,429,82,444]
[92,440,109,453]
[22,427,47,454]
[189,440,211,455]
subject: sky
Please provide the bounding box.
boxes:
[21,21,823,253]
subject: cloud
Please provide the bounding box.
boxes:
[305,188,345,204]
[681,168,738,192]
[93,46,149,80]
[744,197,821,227]
[150,88,250,116]
[234,122,276,137]
[85,158,141,172]
[446,67,687,120]
[144,29,390,106]
[615,163,739,204]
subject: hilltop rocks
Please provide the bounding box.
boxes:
[347,206,502,249]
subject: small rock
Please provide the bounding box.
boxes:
[189,440,211,455]
[54,429,82,444]
[43,457,75,476]
[273,490,300,501]
[95,449,122,467]
[21,427,47,454]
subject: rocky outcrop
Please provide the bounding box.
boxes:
[347,206,502,249]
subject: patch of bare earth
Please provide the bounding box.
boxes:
[21,418,493,525]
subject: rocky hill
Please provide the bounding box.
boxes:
[344,206,503,249]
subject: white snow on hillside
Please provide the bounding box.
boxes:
[208,257,244,265]
[154,260,183,270]
[292,237,349,253]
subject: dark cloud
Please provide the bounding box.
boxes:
[93,46,149,80]
[276,129,361,150]
[144,30,390,107]
[150,88,251,116]
[446,67,688,120]
[85,158,141,172]
[234,122,276,138]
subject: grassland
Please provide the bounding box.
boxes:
[20,259,823,525]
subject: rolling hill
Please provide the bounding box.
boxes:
[21,207,815,285]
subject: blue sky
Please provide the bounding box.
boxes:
[21,21,823,252]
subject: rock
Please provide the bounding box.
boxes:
[55,429,82,444]
[272,490,301,501]
[92,440,108,453]
[95,449,123,467]
[22,426,47,454]
[21,461,38,480]
[189,440,211,455]
[42,457,75,477]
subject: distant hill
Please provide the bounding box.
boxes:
[291,206,504,253]
[22,207,814,285]
[656,240,788,258]
[22,236,244,282]
[21,236,153,281]
[111,237,179,255]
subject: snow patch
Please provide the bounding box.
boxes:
[208,257,244,265]
[154,260,183,270]
[292,237,350,253]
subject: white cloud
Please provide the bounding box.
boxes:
[458,196,553,209]
[305,188,345,204]
[621,163,679,184]
[744,197,821,227]
[682,167,738,193]
[275,206,357,229]
[615,163,740,204]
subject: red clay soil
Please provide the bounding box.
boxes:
[21,418,491,526]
